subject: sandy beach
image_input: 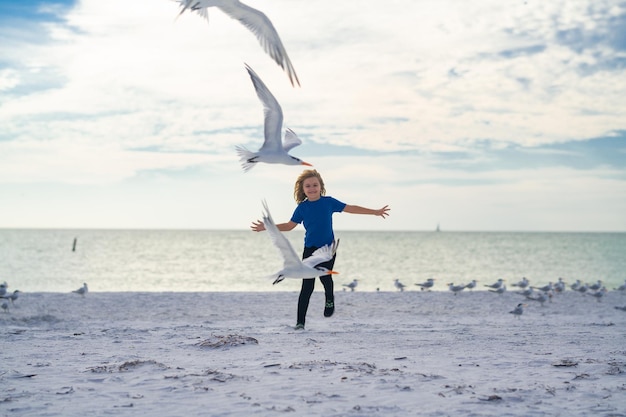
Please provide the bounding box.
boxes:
[1,289,625,416]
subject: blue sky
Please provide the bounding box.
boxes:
[1,0,625,231]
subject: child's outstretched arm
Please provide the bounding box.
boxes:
[343,204,390,219]
[251,220,298,232]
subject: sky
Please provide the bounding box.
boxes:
[0,0,625,232]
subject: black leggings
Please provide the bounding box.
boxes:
[297,246,336,325]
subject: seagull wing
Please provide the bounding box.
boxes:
[262,200,302,270]
[282,128,303,152]
[302,239,339,268]
[245,64,283,153]
[302,246,332,269]
[218,0,299,86]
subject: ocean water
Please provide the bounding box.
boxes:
[0,229,625,293]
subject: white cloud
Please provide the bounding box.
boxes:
[0,69,20,91]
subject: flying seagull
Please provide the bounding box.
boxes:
[261,200,338,285]
[236,64,312,171]
[174,0,300,87]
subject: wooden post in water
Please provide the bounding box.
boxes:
[72,237,77,252]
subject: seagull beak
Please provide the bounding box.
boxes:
[301,161,313,166]
[327,270,339,274]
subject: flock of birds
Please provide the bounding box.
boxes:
[3,276,625,318]
[343,277,626,318]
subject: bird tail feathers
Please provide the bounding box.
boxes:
[235,145,257,172]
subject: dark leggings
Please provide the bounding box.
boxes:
[297,246,336,325]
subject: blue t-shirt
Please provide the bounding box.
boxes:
[290,196,346,248]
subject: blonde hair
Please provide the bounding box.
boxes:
[294,169,326,204]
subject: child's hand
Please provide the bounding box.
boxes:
[378,205,390,218]
[250,220,266,232]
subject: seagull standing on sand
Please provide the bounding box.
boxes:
[517,287,533,297]
[174,0,300,87]
[554,278,566,293]
[394,279,406,292]
[415,278,435,291]
[0,282,7,297]
[526,291,550,306]
[73,283,88,297]
[489,284,507,295]
[590,287,607,302]
[484,279,504,290]
[570,279,581,291]
[465,280,477,291]
[512,277,529,289]
[531,282,553,293]
[588,280,603,291]
[509,303,527,319]
[613,280,626,291]
[343,279,358,292]
[236,64,312,172]
[1,290,20,305]
[448,283,466,295]
[260,200,338,285]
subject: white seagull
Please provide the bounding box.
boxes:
[590,287,607,302]
[465,279,478,291]
[526,291,550,306]
[509,303,527,319]
[531,282,553,293]
[343,279,358,292]
[554,278,566,293]
[448,282,466,295]
[588,280,603,291]
[236,64,312,172]
[512,277,529,289]
[489,284,507,295]
[394,279,406,292]
[484,279,504,289]
[261,200,338,285]
[576,283,589,294]
[415,278,435,291]
[174,0,300,87]
[1,290,20,305]
[73,283,88,297]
